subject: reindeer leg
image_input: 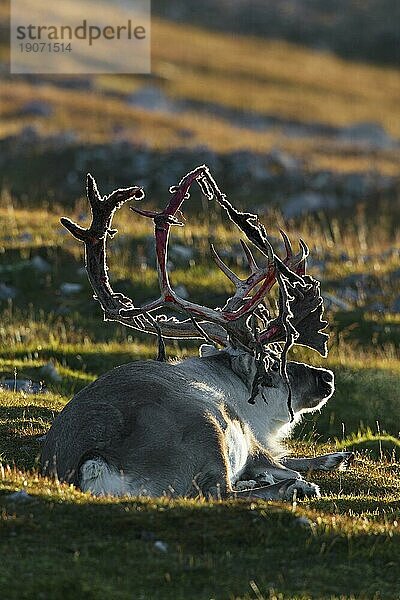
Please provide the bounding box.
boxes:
[235,447,320,498]
[232,478,320,500]
[280,452,354,472]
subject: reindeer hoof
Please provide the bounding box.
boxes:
[281,479,321,500]
[321,451,355,471]
[234,480,258,491]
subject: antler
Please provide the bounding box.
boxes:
[61,173,230,346]
[61,166,328,359]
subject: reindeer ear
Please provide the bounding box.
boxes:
[199,344,220,357]
[227,348,257,388]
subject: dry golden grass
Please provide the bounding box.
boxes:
[151,19,400,135]
[1,17,399,175]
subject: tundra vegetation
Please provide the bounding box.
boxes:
[0,5,400,600]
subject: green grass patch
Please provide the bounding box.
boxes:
[0,466,399,600]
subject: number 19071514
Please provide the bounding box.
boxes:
[19,42,72,53]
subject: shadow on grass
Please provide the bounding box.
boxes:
[0,487,399,600]
[0,405,55,469]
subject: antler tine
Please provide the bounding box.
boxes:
[280,229,293,260]
[240,239,258,273]
[61,217,88,242]
[280,229,308,276]
[297,239,309,275]
[210,243,241,285]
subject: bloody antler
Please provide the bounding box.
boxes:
[61,166,328,359]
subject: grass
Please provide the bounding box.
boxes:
[1,466,399,600]
[0,8,399,597]
[0,198,399,599]
[1,15,400,178]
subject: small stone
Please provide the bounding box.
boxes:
[40,362,62,382]
[154,540,168,553]
[0,379,46,394]
[175,284,189,299]
[322,293,351,311]
[268,149,300,173]
[283,192,338,218]
[0,283,17,300]
[60,282,83,295]
[19,126,39,144]
[170,244,194,262]
[338,122,395,149]
[5,490,33,503]
[31,255,51,273]
[392,297,400,313]
[20,100,53,117]
[293,516,314,529]
[127,86,179,114]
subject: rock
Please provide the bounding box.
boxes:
[268,149,300,173]
[283,192,338,218]
[153,540,168,553]
[169,244,194,262]
[338,122,396,149]
[18,125,39,144]
[339,287,359,303]
[389,268,400,281]
[177,128,193,140]
[293,516,314,529]
[60,282,83,295]
[228,150,271,183]
[20,100,53,117]
[307,257,326,272]
[31,255,51,273]
[49,131,77,147]
[0,379,46,394]
[127,86,180,113]
[311,171,333,190]
[366,302,385,313]
[322,293,351,311]
[340,274,368,287]
[0,283,17,300]
[392,296,400,313]
[57,77,93,90]
[174,284,189,299]
[40,362,62,382]
[4,490,33,503]
[76,267,87,277]
[343,173,369,197]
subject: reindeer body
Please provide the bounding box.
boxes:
[42,167,353,500]
[41,347,347,499]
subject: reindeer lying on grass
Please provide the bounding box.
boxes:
[41,166,353,500]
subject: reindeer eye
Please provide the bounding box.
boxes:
[271,362,280,372]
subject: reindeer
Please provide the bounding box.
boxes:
[41,166,353,500]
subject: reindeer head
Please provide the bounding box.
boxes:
[61,165,331,420]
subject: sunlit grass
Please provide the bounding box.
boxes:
[0,203,399,598]
[1,8,400,598]
[1,17,400,176]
